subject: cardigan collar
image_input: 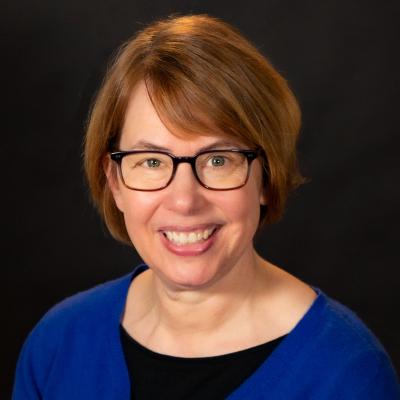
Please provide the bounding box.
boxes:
[109,264,325,398]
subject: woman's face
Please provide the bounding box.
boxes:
[108,81,267,289]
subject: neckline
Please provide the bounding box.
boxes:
[112,264,327,397]
[227,284,327,398]
[120,323,288,362]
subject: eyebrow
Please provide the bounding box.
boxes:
[125,139,244,153]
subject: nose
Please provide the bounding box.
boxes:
[163,162,207,215]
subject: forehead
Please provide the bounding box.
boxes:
[121,81,162,140]
[120,81,244,151]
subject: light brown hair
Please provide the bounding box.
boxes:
[84,14,304,244]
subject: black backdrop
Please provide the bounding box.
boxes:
[3,0,400,397]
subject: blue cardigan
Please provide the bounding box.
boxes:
[13,264,400,399]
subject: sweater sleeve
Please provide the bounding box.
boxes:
[354,354,400,399]
[328,347,400,400]
[13,335,41,399]
[12,315,61,399]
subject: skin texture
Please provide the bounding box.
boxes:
[106,81,317,357]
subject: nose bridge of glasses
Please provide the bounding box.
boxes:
[173,155,196,164]
[172,155,199,180]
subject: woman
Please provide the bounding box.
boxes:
[13,14,399,399]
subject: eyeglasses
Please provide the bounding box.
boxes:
[110,149,261,191]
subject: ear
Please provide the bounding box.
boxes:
[259,190,268,206]
[259,163,268,206]
[103,155,125,213]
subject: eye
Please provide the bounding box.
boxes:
[144,158,162,168]
[208,155,226,167]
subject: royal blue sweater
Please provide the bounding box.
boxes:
[13,264,400,399]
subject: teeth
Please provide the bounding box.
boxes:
[164,228,215,245]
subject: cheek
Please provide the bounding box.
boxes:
[219,188,261,233]
[120,191,160,236]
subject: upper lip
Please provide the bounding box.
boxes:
[158,223,221,232]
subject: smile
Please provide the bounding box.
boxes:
[163,227,217,246]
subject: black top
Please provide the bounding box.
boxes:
[120,325,287,400]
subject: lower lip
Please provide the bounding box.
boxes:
[159,229,219,256]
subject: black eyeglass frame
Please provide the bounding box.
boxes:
[109,148,262,191]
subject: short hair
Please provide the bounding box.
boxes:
[84,14,305,244]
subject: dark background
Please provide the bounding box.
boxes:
[3,0,400,397]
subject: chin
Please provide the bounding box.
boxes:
[156,260,225,290]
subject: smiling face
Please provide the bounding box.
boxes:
[107,81,267,290]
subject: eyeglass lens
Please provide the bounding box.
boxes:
[119,151,249,190]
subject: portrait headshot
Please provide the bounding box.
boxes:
[3,1,400,399]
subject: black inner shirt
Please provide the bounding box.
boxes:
[120,325,287,400]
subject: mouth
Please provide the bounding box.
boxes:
[161,226,219,246]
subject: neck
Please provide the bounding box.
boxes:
[129,250,272,353]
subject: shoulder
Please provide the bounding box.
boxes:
[317,291,388,358]
[21,263,148,348]
[270,265,393,368]
[306,288,399,397]
[19,271,133,356]
[38,271,133,329]
[13,268,142,398]
[272,271,393,370]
